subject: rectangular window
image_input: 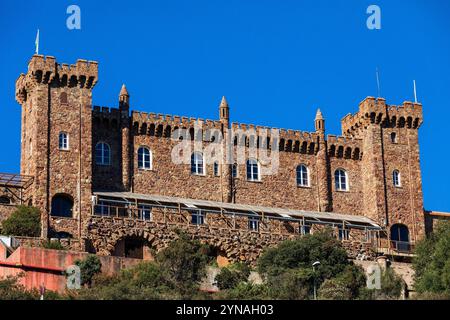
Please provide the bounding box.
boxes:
[338,228,350,241]
[138,204,152,221]
[59,133,69,150]
[300,223,311,235]
[95,201,111,217]
[191,210,205,225]
[232,164,238,178]
[248,216,260,231]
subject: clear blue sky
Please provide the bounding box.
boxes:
[0,0,449,211]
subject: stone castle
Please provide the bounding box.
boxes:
[0,54,445,264]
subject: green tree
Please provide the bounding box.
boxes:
[1,206,41,237]
[156,233,210,296]
[75,255,102,287]
[257,228,366,300]
[215,263,251,290]
[414,221,450,296]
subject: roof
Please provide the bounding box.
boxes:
[0,173,33,189]
[94,191,381,229]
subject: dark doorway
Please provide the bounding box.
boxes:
[51,194,74,218]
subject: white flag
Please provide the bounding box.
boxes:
[35,29,39,55]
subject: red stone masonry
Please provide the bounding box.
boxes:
[13,55,426,254]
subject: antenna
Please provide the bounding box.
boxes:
[413,80,418,103]
[35,29,40,55]
[375,67,381,98]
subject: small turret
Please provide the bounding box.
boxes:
[315,108,325,133]
[119,84,130,112]
[219,96,230,127]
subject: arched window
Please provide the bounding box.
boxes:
[246,159,260,181]
[335,169,348,191]
[51,194,74,218]
[0,196,11,205]
[191,152,205,175]
[138,147,152,170]
[213,162,220,176]
[296,164,309,187]
[95,142,111,165]
[391,132,397,143]
[59,132,69,150]
[393,170,401,187]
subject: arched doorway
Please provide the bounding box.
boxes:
[390,224,410,252]
[51,194,74,218]
[113,236,154,260]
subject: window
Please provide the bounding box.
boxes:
[214,162,220,176]
[191,152,205,175]
[59,132,69,150]
[95,142,111,165]
[232,163,238,178]
[138,204,152,221]
[393,170,401,187]
[335,169,348,191]
[191,210,205,225]
[248,216,260,231]
[391,132,397,143]
[296,164,309,187]
[95,200,111,216]
[138,147,152,170]
[300,223,311,235]
[338,227,350,241]
[51,194,73,218]
[246,159,260,181]
[0,196,11,205]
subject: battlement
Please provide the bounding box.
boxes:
[15,55,98,104]
[341,96,423,137]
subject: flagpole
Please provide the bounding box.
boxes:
[35,29,40,55]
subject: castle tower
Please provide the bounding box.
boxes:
[341,97,425,243]
[15,55,98,240]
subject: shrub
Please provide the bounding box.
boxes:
[0,276,38,300]
[42,240,66,251]
[215,263,251,290]
[75,255,102,287]
[1,206,41,237]
[318,279,352,300]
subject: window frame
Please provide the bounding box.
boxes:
[138,146,152,170]
[246,158,260,182]
[338,227,350,241]
[393,170,401,187]
[191,210,205,225]
[296,164,310,187]
[232,163,238,178]
[95,142,111,166]
[248,215,260,231]
[138,203,152,221]
[334,169,349,191]
[191,152,205,175]
[58,132,69,151]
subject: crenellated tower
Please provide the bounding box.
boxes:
[15,54,98,239]
[341,97,424,242]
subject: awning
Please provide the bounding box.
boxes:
[93,191,382,230]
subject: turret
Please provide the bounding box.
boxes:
[315,108,325,134]
[219,96,230,128]
[119,84,130,113]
